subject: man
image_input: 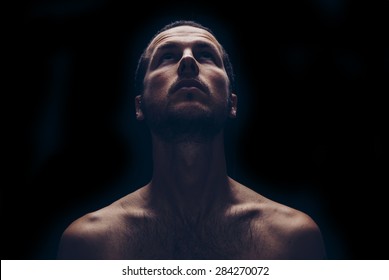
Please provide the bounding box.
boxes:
[57,20,326,259]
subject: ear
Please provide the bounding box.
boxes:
[135,95,144,120]
[228,93,237,118]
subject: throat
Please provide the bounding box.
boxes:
[153,139,227,200]
[149,132,231,220]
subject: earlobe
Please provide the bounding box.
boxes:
[229,93,237,118]
[135,95,144,120]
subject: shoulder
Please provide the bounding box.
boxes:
[57,188,148,259]
[257,200,326,259]
[57,206,121,259]
[230,179,326,259]
[268,204,326,258]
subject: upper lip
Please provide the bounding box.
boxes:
[170,79,207,95]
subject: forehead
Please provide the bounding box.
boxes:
[146,25,222,55]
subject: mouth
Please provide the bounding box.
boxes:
[170,79,208,96]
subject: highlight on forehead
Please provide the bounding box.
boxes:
[145,25,222,57]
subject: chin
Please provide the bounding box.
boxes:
[169,103,212,120]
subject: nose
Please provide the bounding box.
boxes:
[177,51,199,77]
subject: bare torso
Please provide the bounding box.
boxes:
[57,180,326,259]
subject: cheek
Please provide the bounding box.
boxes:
[207,73,230,100]
[144,70,173,97]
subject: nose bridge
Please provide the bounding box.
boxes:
[178,47,198,76]
[182,47,194,58]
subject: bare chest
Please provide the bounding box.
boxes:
[114,216,262,259]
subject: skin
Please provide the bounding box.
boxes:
[57,25,327,260]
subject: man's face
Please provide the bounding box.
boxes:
[136,25,237,142]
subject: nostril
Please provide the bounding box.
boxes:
[178,56,199,76]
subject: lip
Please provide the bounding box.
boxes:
[170,79,207,95]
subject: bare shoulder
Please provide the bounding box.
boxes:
[264,203,327,259]
[57,188,146,259]
[230,179,327,259]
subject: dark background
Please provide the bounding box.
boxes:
[5,0,388,259]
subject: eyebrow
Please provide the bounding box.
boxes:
[154,41,219,54]
[153,42,178,53]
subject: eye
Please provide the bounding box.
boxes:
[160,53,176,62]
[196,50,219,64]
[198,51,214,61]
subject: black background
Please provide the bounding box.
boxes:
[5,0,388,259]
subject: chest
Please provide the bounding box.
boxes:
[117,217,260,259]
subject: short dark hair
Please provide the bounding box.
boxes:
[134,20,235,95]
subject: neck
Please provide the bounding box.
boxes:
[146,131,232,219]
